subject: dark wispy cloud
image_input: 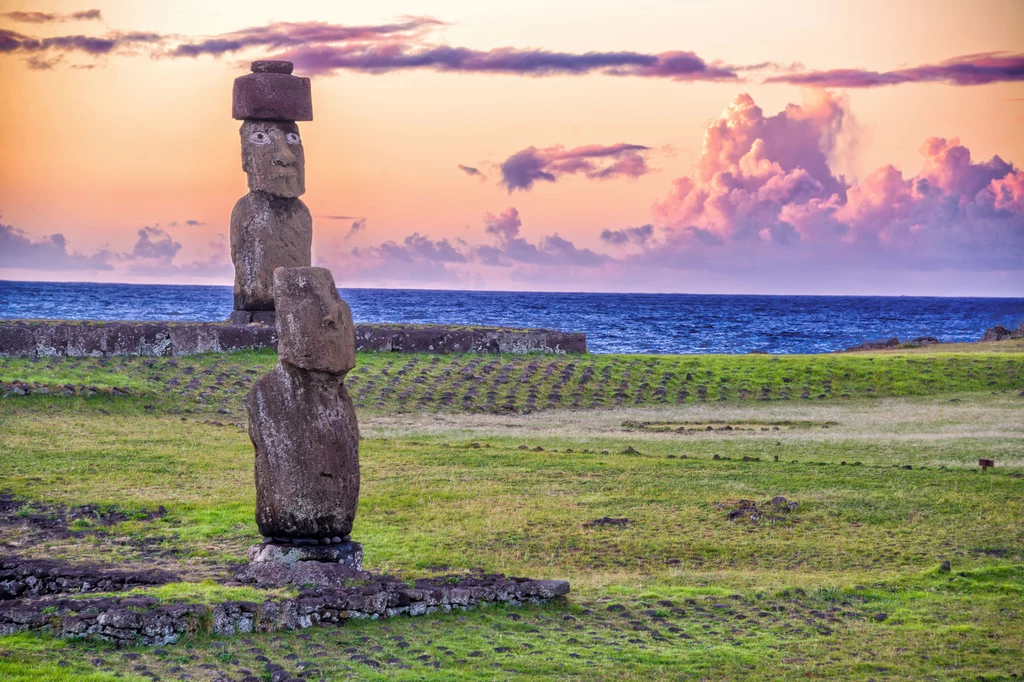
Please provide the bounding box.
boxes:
[183,219,206,226]
[0,217,112,271]
[277,43,738,80]
[600,224,654,246]
[0,26,162,69]
[345,218,366,239]
[170,17,442,58]
[500,143,652,192]
[765,52,1024,88]
[1,9,102,24]
[3,16,1016,92]
[459,164,486,180]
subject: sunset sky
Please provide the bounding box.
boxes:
[1,0,1022,295]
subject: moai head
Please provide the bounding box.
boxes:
[274,267,355,376]
[240,120,305,198]
[233,60,313,199]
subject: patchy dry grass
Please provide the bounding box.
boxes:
[1,347,1022,680]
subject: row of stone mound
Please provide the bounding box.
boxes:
[0,556,177,601]
[0,554,568,646]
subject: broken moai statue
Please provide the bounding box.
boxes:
[229,60,313,324]
[241,266,363,582]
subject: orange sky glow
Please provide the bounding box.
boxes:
[1,0,1022,295]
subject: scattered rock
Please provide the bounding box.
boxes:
[582,517,630,528]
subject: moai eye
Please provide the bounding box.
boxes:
[285,132,301,145]
[249,131,271,145]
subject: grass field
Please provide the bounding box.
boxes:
[1,345,1022,680]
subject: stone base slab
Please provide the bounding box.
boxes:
[0,320,586,357]
[247,542,363,568]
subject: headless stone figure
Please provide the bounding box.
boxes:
[230,60,314,318]
[245,267,359,541]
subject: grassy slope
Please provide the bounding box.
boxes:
[0,345,1022,680]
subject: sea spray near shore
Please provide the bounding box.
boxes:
[1,280,1022,354]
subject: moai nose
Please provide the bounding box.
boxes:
[272,136,297,167]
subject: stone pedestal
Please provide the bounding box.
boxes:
[236,541,366,587]
[249,541,363,568]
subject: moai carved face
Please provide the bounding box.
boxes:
[274,267,355,375]
[240,120,305,198]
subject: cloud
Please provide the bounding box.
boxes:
[126,226,181,263]
[500,143,652,192]
[358,232,466,264]
[1,9,102,23]
[474,207,608,266]
[459,164,486,180]
[0,217,113,271]
[345,218,366,239]
[0,215,233,278]
[277,43,738,81]
[170,17,443,58]
[765,52,1024,88]
[642,92,1023,272]
[183,219,206,226]
[600,224,654,246]
[0,26,163,65]
[3,15,1015,93]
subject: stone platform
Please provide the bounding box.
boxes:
[237,542,365,588]
[0,553,571,645]
[0,320,586,357]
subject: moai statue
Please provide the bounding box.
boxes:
[243,266,363,574]
[228,60,314,325]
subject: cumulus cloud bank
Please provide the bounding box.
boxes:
[645,92,1023,271]
[0,217,231,277]
[0,217,112,271]
[499,143,652,192]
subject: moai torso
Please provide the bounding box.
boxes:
[230,193,312,310]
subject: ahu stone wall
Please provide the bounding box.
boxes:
[0,321,586,357]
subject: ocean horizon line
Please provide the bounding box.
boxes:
[2,279,1022,302]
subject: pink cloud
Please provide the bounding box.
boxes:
[499,143,652,192]
[765,52,1024,88]
[646,93,1023,272]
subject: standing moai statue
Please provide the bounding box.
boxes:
[228,60,314,325]
[246,267,360,542]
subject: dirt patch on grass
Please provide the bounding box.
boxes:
[622,419,839,434]
[719,497,800,525]
[0,492,166,540]
[583,517,631,528]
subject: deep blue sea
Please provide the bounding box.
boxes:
[1,280,1021,354]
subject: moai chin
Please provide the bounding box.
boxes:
[245,266,361,554]
[229,60,314,323]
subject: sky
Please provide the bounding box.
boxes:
[0,0,1022,296]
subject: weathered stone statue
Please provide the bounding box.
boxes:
[229,60,313,325]
[246,266,359,542]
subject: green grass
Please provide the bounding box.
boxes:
[1,346,1022,679]
[2,346,1022,415]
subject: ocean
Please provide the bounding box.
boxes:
[1,280,1021,354]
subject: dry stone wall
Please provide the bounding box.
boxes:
[0,321,586,357]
